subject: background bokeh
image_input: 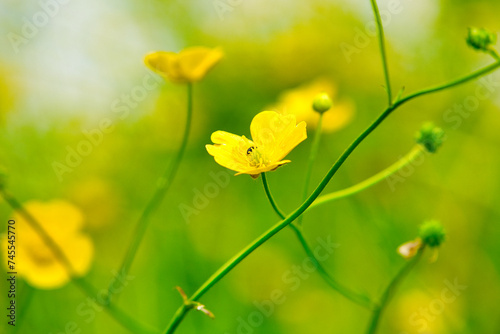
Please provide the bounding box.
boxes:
[1,0,500,333]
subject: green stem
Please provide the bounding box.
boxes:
[309,145,425,211]
[289,223,375,309]
[261,172,286,219]
[0,188,157,334]
[488,48,500,61]
[75,278,159,334]
[370,0,392,105]
[397,61,500,104]
[162,60,500,334]
[366,248,424,334]
[297,113,323,225]
[108,83,193,300]
[262,172,374,309]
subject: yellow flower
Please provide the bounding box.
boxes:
[1,200,94,289]
[395,290,448,334]
[268,78,355,132]
[397,237,423,259]
[206,110,307,178]
[144,46,223,83]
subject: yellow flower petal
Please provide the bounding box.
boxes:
[250,110,307,162]
[206,131,255,173]
[321,100,355,132]
[18,234,94,289]
[206,111,307,177]
[178,47,224,82]
[234,160,291,177]
[268,78,355,133]
[144,51,184,83]
[1,200,94,289]
[144,47,223,84]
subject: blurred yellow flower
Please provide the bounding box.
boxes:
[144,46,223,83]
[395,290,449,334]
[268,78,355,132]
[397,238,423,259]
[206,110,307,178]
[1,200,94,289]
[276,289,338,333]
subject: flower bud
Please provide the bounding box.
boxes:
[418,220,446,248]
[416,122,445,153]
[397,238,423,259]
[312,92,332,114]
[466,27,497,52]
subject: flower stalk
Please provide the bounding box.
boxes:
[370,0,393,105]
[162,59,500,333]
[107,83,194,301]
[309,144,425,211]
[261,172,286,218]
[297,112,324,225]
[262,172,374,309]
[366,247,425,334]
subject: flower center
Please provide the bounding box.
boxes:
[246,146,269,167]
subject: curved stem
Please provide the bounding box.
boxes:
[262,172,374,309]
[488,48,500,61]
[75,278,159,334]
[162,60,500,334]
[261,173,286,219]
[289,223,375,309]
[370,0,392,105]
[309,145,425,211]
[108,83,193,300]
[0,188,158,334]
[297,113,323,225]
[397,61,500,104]
[366,248,424,334]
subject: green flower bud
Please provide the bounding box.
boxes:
[419,220,446,248]
[312,92,332,114]
[416,122,445,153]
[466,27,497,52]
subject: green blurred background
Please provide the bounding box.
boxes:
[1,0,500,333]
